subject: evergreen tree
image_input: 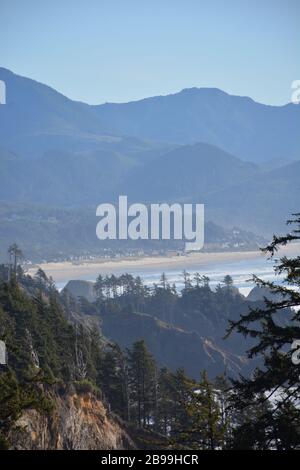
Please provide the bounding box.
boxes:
[182,270,192,290]
[180,371,224,450]
[127,340,156,427]
[155,367,176,435]
[159,273,169,290]
[227,213,300,449]
[170,368,195,441]
[94,274,105,302]
[8,244,24,280]
[223,274,233,289]
[99,343,129,420]
[214,374,232,447]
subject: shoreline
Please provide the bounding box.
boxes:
[27,244,299,285]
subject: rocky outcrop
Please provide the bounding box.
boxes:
[9,390,135,450]
[247,285,283,303]
[63,280,97,303]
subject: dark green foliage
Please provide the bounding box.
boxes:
[227,214,300,449]
[0,271,107,445]
[179,371,225,450]
[1,212,300,450]
[98,343,129,420]
[127,340,157,427]
[88,271,252,379]
[92,271,248,333]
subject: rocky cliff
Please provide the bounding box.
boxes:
[64,280,97,303]
[9,390,135,450]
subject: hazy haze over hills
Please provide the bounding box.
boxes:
[1,68,299,164]
[92,87,300,163]
[0,67,299,254]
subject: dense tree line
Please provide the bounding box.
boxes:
[1,212,300,449]
[0,260,227,449]
[92,270,246,333]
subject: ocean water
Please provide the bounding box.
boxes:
[134,257,277,295]
[57,254,284,296]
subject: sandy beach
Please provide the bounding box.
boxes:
[27,244,299,285]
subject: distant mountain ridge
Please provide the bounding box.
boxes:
[92,86,300,163]
[0,67,299,243]
[0,140,296,238]
[0,67,169,160]
[122,142,258,201]
[1,67,299,163]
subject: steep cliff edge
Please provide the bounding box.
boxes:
[9,390,135,450]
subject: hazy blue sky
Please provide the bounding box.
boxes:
[0,0,299,104]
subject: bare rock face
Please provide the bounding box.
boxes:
[9,391,135,450]
[63,280,97,303]
[247,285,283,303]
